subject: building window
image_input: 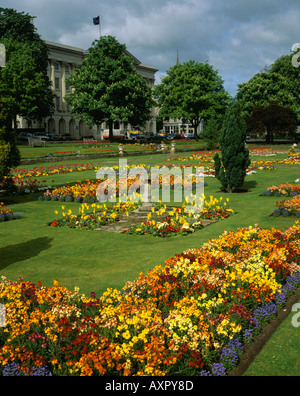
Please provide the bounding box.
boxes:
[55,77,60,90]
[54,62,60,71]
[55,97,61,111]
[65,64,70,73]
[66,82,71,92]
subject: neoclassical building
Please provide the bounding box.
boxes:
[18,40,158,139]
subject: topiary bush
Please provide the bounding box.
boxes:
[214,101,250,193]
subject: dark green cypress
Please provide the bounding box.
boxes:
[214,101,250,193]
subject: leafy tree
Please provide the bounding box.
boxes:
[0,39,54,130]
[66,36,154,141]
[246,100,297,143]
[236,71,299,121]
[0,98,20,183]
[267,53,300,101]
[0,8,54,129]
[155,60,230,138]
[214,101,250,193]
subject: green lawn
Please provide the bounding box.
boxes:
[17,139,207,160]
[1,145,300,375]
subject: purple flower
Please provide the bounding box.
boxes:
[2,362,21,376]
[262,190,272,196]
[272,208,281,217]
[281,208,290,217]
[252,302,277,327]
[220,348,239,370]
[243,328,254,343]
[200,370,212,376]
[2,363,52,376]
[211,362,227,376]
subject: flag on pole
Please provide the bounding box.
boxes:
[93,16,100,25]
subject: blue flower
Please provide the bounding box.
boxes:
[211,362,227,376]
[272,208,281,216]
[253,302,277,327]
[2,363,52,376]
[262,190,271,196]
[220,347,239,370]
[281,208,289,217]
[243,328,254,343]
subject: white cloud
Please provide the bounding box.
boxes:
[1,0,300,96]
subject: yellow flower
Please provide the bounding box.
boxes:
[122,330,131,340]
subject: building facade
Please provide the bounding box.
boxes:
[18,40,158,139]
[163,117,204,136]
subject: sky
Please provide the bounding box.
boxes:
[1,0,300,96]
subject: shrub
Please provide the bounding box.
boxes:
[214,101,250,192]
[0,99,20,183]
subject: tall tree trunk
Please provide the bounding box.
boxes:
[13,115,18,137]
[109,119,114,141]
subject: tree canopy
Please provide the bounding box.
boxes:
[155,60,230,137]
[236,70,300,123]
[0,8,54,127]
[66,36,154,140]
[246,100,297,142]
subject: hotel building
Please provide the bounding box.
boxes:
[18,40,158,139]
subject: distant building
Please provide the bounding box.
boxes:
[162,117,203,137]
[17,40,158,139]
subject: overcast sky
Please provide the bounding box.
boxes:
[2,0,300,96]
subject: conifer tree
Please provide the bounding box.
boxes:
[213,101,250,193]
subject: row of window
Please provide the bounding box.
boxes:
[54,62,71,73]
[54,77,71,91]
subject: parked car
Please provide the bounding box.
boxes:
[33,132,49,140]
[59,134,73,141]
[149,134,166,142]
[47,133,59,141]
[166,133,184,140]
[183,131,195,139]
[17,132,33,141]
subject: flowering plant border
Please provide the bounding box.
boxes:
[1,223,300,376]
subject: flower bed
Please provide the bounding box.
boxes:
[1,223,300,376]
[12,162,103,178]
[272,195,300,217]
[0,202,21,222]
[262,183,300,197]
[39,172,207,203]
[50,201,139,230]
[0,175,54,195]
[124,197,233,237]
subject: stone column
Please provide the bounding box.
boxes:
[61,62,67,112]
[49,60,55,92]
